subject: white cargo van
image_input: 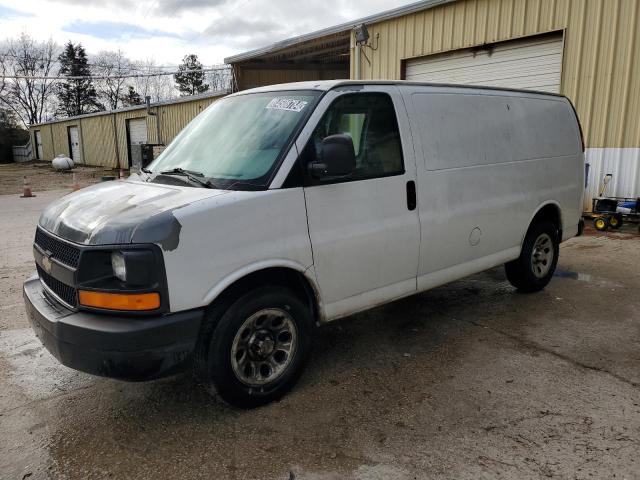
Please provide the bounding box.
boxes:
[24,81,584,407]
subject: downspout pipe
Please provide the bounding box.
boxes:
[353,33,361,80]
[111,113,121,168]
[146,96,162,145]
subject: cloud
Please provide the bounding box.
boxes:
[1,0,416,64]
[62,20,181,41]
[197,1,355,50]
[0,4,32,18]
[205,17,281,37]
[201,17,287,49]
[44,0,226,16]
[154,0,227,15]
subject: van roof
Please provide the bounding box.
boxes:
[233,80,566,99]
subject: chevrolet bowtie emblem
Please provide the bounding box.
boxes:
[42,255,52,274]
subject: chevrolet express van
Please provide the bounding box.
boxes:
[24,81,584,408]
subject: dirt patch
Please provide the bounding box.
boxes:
[0,161,120,195]
[581,222,639,239]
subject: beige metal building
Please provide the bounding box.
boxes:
[30,91,225,169]
[226,0,640,208]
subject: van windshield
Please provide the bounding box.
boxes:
[147,90,321,189]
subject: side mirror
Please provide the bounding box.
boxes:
[309,134,355,179]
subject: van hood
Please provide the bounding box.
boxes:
[38,179,230,249]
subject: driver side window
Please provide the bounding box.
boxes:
[307,93,404,181]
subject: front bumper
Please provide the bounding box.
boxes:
[23,276,203,381]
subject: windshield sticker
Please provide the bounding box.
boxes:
[266,97,309,112]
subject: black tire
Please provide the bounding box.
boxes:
[505,221,559,293]
[195,286,313,408]
[609,213,623,229]
[594,217,609,231]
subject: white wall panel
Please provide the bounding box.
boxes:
[584,148,640,210]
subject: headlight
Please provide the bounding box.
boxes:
[77,247,167,313]
[111,251,127,282]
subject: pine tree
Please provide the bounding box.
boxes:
[121,85,143,106]
[56,42,104,116]
[174,54,209,96]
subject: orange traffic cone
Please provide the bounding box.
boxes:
[71,173,80,191]
[20,176,35,198]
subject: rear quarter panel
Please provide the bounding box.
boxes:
[401,86,583,282]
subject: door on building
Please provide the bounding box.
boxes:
[67,126,82,163]
[126,118,148,167]
[404,33,564,94]
[34,130,43,160]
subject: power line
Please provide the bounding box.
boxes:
[1,66,230,80]
[1,51,228,71]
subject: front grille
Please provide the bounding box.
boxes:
[37,265,77,307]
[34,228,81,268]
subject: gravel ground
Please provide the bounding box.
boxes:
[0,190,639,480]
[0,161,118,195]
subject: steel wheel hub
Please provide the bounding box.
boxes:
[249,330,276,358]
[530,233,554,278]
[231,308,297,387]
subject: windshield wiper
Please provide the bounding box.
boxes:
[158,168,218,189]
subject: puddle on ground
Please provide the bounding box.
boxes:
[0,328,91,402]
[554,270,592,282]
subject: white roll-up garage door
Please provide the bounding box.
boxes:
[405,33,564,93]
[128,118,148,146]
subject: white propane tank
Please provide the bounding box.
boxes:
[52,154,74,170]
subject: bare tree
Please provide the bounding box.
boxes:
[207,65,233,92]
[92,49,131,110]
[0,53,7,102]
[0,34,59,127]
[131,59,176,103]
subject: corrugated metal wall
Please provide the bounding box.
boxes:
[585,148,640,204]
[158,96,219,143]
[80,115,119,167]
[50,120,77,158]
[351,0,640,149]
[29,96,223,168]
[32,124,55,160]
[237,68,349,90]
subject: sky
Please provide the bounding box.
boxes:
[0,0,416,66]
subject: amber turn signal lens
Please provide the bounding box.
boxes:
[78,290,160,311]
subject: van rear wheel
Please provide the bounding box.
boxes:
[505,221,559,293]
[195,286,313,408]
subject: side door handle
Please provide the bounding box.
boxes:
[406,180,416,211]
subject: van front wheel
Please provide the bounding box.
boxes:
[195,286,313,408]
[505,221,559,293]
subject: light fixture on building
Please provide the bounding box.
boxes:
[354,24,370,45]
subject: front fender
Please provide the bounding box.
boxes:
[162,187,314,312]
[200,259,318,307]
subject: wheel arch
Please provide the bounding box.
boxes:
[202,261,322,323]
[521,201,563,246]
